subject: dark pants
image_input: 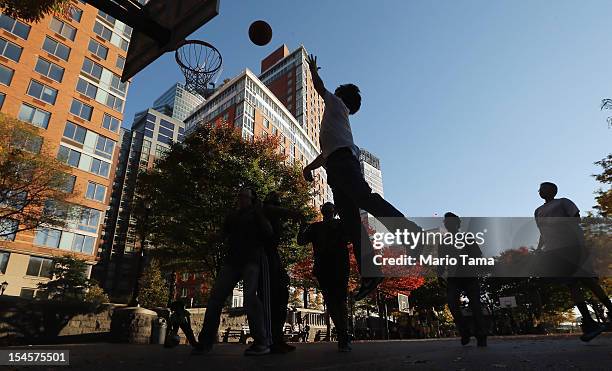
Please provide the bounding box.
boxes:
[315,257,350,338]
[198,259,270,347]
[259,247,290,345]
[446,278,486,338]
[326,148,421,276]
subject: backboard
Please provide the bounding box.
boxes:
[122,0,220,82]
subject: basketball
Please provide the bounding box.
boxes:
[248,20,272,46]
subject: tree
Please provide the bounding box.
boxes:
[0,0,76,23]
[138,259,168,309]
[0,113,75,239]
[593,154,612,217]
[134,123,315,277]
[38,255,92,301]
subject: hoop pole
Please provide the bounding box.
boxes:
[83,0,171,45]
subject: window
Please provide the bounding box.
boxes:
[13,134,43,154]
[76,77,98,99]
[49,17,76,40]
[0,64,13,85]
[105,93,124,112]
[0,219,18,241]
[110,74,127,96]
[78,208,100,233]
[81,58,102,79]
[97,11,116,26]
[0,93,4,109]
[18,103,51,129]
[34,57,64,82]
[88,39,108,59]
[0,14,30,39]
[95,136,115,159]
[0,37,22,62]
[102,113,120,132]
[27,80,58,104]
[90,158,110,177]
[72,234,95,254]
[34,228,62,249]
[0,251,9,273]
[86,181,106,202]
[25,256,53,277]
[57,145,81,167]
[70,99,93,120]
[93,21,112,41]
[69,7,83,22]
[263,118,270,128]
[62,121,86,143]
[42,36,70,61]
[61,174,77,193]
[116,55,125,69]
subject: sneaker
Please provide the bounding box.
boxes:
[354,277,384,301]
[244,343,271,356]
[270,342,296,354]
[580,323,605,342]
[476,336,487,347]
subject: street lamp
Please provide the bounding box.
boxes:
[0,281,7,295]
[129,200,152,307]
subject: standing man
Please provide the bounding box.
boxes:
[438,212,487,347]
[534,182,610,342]
[298,202,352,352]
[194,188,272,356]
[260,191,302,353]
[302,54,422,301]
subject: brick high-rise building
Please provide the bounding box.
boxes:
[184,68,328,206]
[0,6,132,297]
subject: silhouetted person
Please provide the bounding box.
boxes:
[165,300,198,348]
[194,188,273,356]
[298,202,352,352]
[535,182,609,342]
[259,191,302,354]
[438,212,487,347]
[302,54,422,301]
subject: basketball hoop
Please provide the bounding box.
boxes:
[175,40,222,98]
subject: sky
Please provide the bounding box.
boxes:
[123,0,612,217]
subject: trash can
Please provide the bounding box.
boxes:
[151,317,167,345]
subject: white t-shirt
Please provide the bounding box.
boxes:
[319,89,360,160]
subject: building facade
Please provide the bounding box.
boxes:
[151,82,204,122]
[185,68,328,205]
[0,6,131,297]
[96,108,185,298]
[360,149,384,197]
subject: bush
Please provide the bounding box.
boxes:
[84,283,109,305]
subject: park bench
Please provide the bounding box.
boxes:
[221,327,251,344]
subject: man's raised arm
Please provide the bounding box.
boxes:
[308,54,326,98]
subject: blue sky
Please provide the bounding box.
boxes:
[123,0,612,217]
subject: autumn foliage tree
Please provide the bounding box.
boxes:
[0,0,76,23]
[0,113,75,240]
[133,123,315,277]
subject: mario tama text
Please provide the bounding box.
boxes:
[373,253,494,267]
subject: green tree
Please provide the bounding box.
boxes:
[0,113,75,239]
[134,123,315,277]
[0,0,76,23]
[38,255,92,301]
[138,259,170,309]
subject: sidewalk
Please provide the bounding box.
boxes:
[7,333,612,370]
